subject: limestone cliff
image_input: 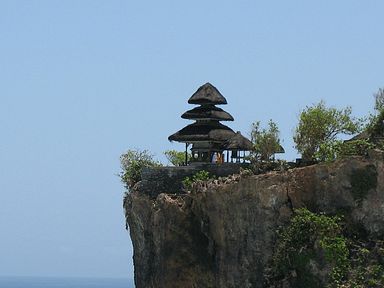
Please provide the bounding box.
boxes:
[124,151,384,288]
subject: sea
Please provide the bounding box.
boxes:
[0,277,134,288]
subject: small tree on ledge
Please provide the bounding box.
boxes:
[250,120,282,162]
[293,101,361,162]
[120,149,161,190]
[164,150,189,166]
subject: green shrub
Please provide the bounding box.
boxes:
[119,149,161,190]
[250,120,282,162]
[367,109,384,138]
[268,208,348,287]
[311,139,374,162]
[314,140,342,162]
[164,150,189,166]
[336,139,375,158]
[374,88,384,112]
[267,208,384,287]
[182,170,213,189]
[293,101,361,161]
[344,242,384,288]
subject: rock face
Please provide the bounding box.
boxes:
[124,151,384,288]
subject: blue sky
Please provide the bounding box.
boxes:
[1,0,383,279]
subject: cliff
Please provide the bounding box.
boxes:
[124,150,384,288]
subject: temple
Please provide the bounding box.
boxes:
[168,83,253,164]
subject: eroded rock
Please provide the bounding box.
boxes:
[124,153,384,288]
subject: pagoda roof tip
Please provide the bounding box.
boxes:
[188,83,228,105]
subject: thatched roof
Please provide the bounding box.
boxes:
[181,105,234,121]
[188,83,227,105]
[168,121,235,143]
[224,132,254,151]
[191,142,223,152]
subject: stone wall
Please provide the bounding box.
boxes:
[137,163,249,198]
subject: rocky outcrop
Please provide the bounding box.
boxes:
[124,151,384,288]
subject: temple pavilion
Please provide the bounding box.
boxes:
[168,83,253,164]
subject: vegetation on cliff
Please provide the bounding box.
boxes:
[182,170,214,190]
[122,88,384,288]
[293,101,362,162]
[250,120,282,162]
[120,88,384,190]
[120,149,161,189]
[164,150,190,166]
[266,209,384,288]
[373,88,384,112]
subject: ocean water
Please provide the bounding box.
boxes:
[0,277,134,288]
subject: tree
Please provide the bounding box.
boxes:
[353,87,384,140]
[366,87,384,138]
[164,150,188,166]
[251,120,282,161]
[119,149,161,190]
[293,101,361,161]
[374,87,384,112]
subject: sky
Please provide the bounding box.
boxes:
[1,0,384,280]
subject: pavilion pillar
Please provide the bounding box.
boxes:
[185,143,188,166]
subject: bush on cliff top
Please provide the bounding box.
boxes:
[250,120,282,162]
[182,170,214,190]
[120,149,161,190]
[293,101,362,162]
[164,149,189,166]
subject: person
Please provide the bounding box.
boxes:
[211,152,217,163]
[217,153,223,164]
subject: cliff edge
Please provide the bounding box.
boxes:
[124,150,384,288]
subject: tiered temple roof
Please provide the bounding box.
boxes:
[168,83,236,144]
[169,83,254,163]
[168,121,235,142]
[181,105,234,121]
